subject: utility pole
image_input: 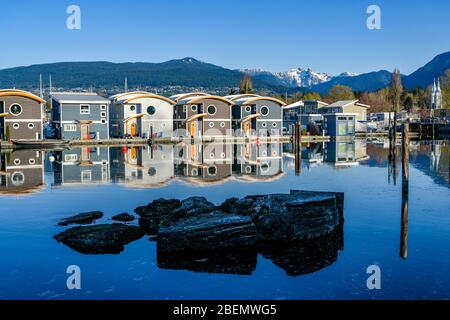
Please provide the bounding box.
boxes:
[49,75,53,94]
[125,77,128,93]
[39,74,43,98]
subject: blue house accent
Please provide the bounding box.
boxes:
[50,93,110,140]
[323,113,356,137]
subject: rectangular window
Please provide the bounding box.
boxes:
[64,154,78,162]
[64,124,78,132]
[101,111,107,118]
[100,105,107,111]
[101,119,107,124]
[80,105,90,115]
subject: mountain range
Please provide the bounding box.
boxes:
[0,52,449,94]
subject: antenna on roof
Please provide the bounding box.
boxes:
[49,75,53,94]
[124,77,128,93]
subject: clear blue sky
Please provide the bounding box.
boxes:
[0,0,448,75]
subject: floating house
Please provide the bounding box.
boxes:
[0,150,45,195]
[323,113,357,137]
[109,92,175,138]
[52,147,110,186]
[50,93,110,140]
[169,92,209,103]
[320,100,370,122]
[231,96,286,137]
[0,89,46,141]
[173,95,234,138]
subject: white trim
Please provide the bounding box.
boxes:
[58,100,110,104]
[80,104,91,115]
[5,119,43,122]
[9,103,23,116]
[5,165,43,170]
[60,120,108,124]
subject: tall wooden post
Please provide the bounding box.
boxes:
[295,123,302,176]
[400,123,409,259]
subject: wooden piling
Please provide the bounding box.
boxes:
[294,123,302,176]
[400,123,409,260]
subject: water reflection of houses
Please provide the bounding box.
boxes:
[52,147,110,186]
[110,145,174,188]
[324,141,369,167]
[174,143,233,185]
[0,150,45,195]
[233,143,284,182]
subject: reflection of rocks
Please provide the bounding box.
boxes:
[58,211,104,226]
[158,212,257,253]
[157,250,257,275]
[260,227,342,276]
[54,224,144,254]
[112,213,135,222]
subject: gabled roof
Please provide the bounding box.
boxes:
[284,100,304,109]
[324,100,370,109]
[177,95,234,106]
[51,92,110,104]
[0,90,45,104]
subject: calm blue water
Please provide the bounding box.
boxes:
[0,140,449,300]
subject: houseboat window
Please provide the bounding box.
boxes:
[272,122,278,128]
[28,123,35,129]
[191,105,198,112]
[207,105,217,116]
[11,172,25,186]
[10,104,23,116]
[13,123,20,129]
[100,105,107,111]
[101,111,107,118]
[209,122,215,128]
[29,159,36,165]
[130,105,136,112]
[220,122,226,128]
[64,124,78,132]
[245,106,252,113]
[147,106,156,115]
[208,166,217,176]
[80,105,90,114]
[101,119,107,124]
[262,122,267,128]
[13,158,21,166]
[338,117,347,121]
[260,106,269,116]
[348,117,354,120]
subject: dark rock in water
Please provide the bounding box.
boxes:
[58,211,103,226]
[136,197,216,235]
[158,212,257,253]
[112,213,135,222]
[54,224,144,254]
[260,227,342,277]
[242,192,340,242]
[221,197,255,215]
[157,250,257,276]
[135,199,182,235]
[219,197,239,213]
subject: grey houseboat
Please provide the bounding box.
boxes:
[50,93,110,141]
[0,89,46,141]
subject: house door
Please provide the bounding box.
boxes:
[81,124,90,140]
[131,123,137,137]
[190,122,197,138]
[244,121,251,137]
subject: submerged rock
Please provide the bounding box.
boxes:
[54,224,144,254]
[58,211,103,226]
[157,212,257,253]
[112,213,135,222]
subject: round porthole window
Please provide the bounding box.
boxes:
[262,122,267,128]
[260,106,269,116]
[148,167,157,176]
[220,122,226,128]
[272,122,278,128]
[13,123,20,130]
[191,168,198,176]
[11,172,25,186]
[191,105,198,112]
[130,105,136,112]
[208,166,217,176]
[245,166,252,174]
[207,105,217,115]
[13,159,21,166]
[245,106,252,113]
[28,123,35,129]
[29,159,36,165]
[210,153,215,159]
[261,162,270,173]
[147,106,156,115]
[272,151,278,156]
[262,151,268,157]
[10,104,23,116]
[221,153,226,159]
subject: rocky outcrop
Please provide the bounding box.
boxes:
[54,224,144,254]
[136,197,217,235]
[112,213,135,222]
[157,212,257,253]
[58,211,103,226]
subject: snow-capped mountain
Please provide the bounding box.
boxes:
[241,68,358,88]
